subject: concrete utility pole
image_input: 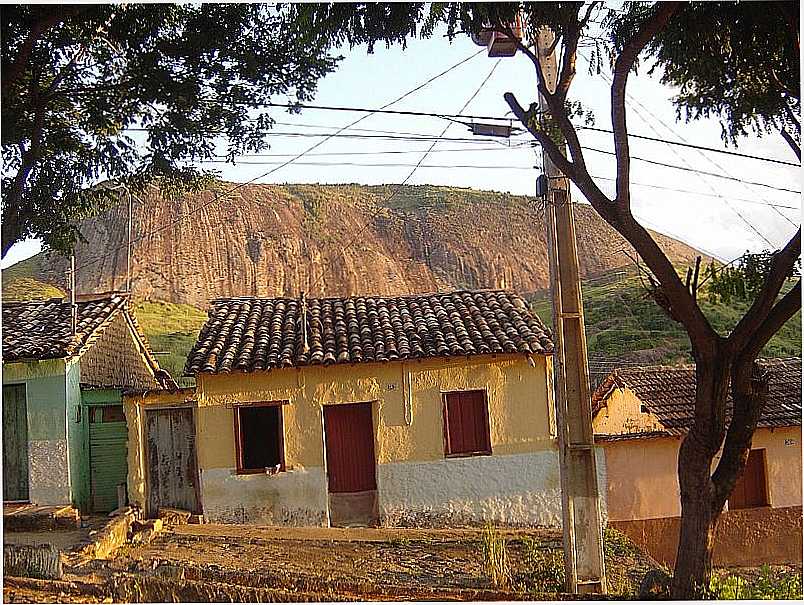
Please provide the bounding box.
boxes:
[536,27,607,594]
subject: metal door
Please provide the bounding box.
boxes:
[2,384,29,502]
[89,404,128,512]
[145,407,200,516]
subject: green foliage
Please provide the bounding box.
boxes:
[131,300,207,386]
[706,252,801,305]
[480,523,511,589]
[634,2,800,146]
[704,565,802,600]
[1,275,64,301]
[519,538,565,594]
[2,4,339,256]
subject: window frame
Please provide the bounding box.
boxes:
[233,401,287,475]
[441,389,493,458]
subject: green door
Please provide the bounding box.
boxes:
[3,384,29,501]
[89,404,128,512]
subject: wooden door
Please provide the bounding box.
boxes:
[729,449,769,509]
[146,408,200,516]
[89,404,128,512]
[3,384,29,502]
[324,403,377,493]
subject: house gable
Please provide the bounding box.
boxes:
[592,387,666,436]
[78,312,160,390]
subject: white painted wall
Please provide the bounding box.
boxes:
[200,466,328,526]
[377,450,565,527]
[28,439,71,504]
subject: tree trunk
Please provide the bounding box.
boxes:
[670,355,730,598]
[671,434,719,598]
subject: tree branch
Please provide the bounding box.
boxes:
[780,127,801,160]
[729,229,801,352]
[611,2,679,211]
[743,279,802,359]
[711,360,769,512]
[1,7,77,97]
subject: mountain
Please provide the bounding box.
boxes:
[6,182,708,307]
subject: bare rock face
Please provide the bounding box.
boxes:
[31,183,705,307]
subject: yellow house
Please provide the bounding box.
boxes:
[592,358,802,566]
[124,290,571,527]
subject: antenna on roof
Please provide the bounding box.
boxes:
[69,255,77,334]
[300,291,309,355]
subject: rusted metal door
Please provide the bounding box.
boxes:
[3,384,29,502]
[324,403,377,493]
[146,407,200,516]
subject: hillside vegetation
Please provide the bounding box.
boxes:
[530,268,801,366]
[131,301,208,384]
[1,256,64,300]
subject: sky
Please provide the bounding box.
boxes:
[2,16,800,268]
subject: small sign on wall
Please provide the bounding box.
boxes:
[784,438,796,446]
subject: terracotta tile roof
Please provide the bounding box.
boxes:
[185,290,553,375]
[2,294,173,389]
[3,295,129,361]
[592,358,802,436]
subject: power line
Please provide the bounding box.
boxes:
[575,125,799,167]
[619,86,799,228]
[182,98,799,167]
[577,51,777,248]
[75,49,485,273]
[188,158,798,211]
[127,124,800,194]
[123,127,521,145]
[579,145,801,195]
[307,58,504,294]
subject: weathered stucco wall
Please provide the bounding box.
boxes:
[603,426,802,522]
[66,361,86,509]
[128,354,562,526]
[611,505,804,567]
[3,360,71,505]
[592,387,664,435]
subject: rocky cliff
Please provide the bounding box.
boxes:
[21,182,706,306]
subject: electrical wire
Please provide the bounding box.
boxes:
[579,145,801,195]
[185,158,798,211]
[575,51,778,248]
[182,98,799,167]
[620,86,799,228]
[306,59,504,294]
[75,48,486,273]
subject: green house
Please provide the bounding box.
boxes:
[2,294,172,513]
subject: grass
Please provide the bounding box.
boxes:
[514,528,660,597]
[131,300,208,385]
[530,268,801,365]
[480,524,511,589]
[705,565,803,600]
[1,256,63,301]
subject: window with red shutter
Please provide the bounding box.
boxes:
[728,449,769,510]
[443,390,492,457]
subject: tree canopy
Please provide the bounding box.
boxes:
[1,3,338,257]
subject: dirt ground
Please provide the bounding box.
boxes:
[2,524,655,601]
[5,521,802,601]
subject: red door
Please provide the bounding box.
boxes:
[324,403,377,493]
